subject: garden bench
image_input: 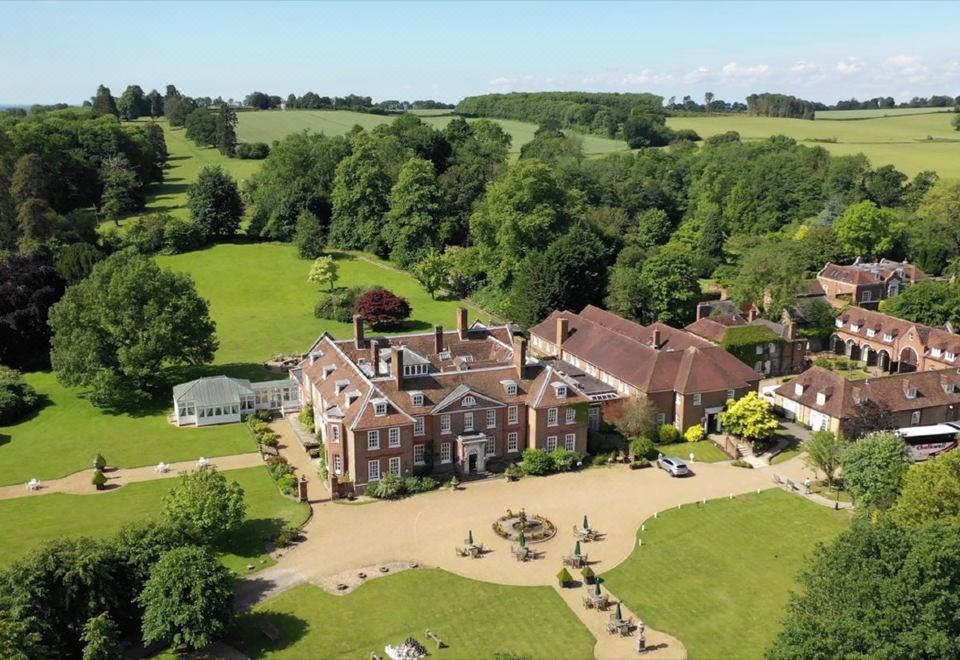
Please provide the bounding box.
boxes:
[425,629,447,648]
[772,473,783,485]
[785,479,798,492]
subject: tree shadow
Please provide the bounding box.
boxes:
[0,433,9,449]
[3,392,52,425]
[229,611,310,657]
[218,517,288,562]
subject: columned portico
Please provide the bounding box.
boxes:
[456,433,490,475]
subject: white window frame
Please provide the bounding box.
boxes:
[815,393,826,406]
[367,459,380,482]
[367,430,380,450]
[414,444,426,465]
[656,413,666,425]
[508,405,519,424]
[692,393,702,406]
[388,427,401,448]
[506,383,518,396]
[727,389,735,401]
[507,432,519,452]
[412,393,424,406]
[485,440,495,457]
[440,442,452,464]
[564,433,576,450]
[555,384,567,398]
[851,324,860,332]
[835,318,844,328]
[565,407,576,424]
[755,345,764,355]
[546,435,558,451]
[867,329,876,338]
[883,333,893,342]
[861,290,872,302]
[440,414,451,434]
[462,395,476,407]
[414,416,425,436]
[331,424,340,443]
[374,401,387,416]
[486,409,496,429]
[464,412,474,432]
[389,456,401,476]
[547,407,559,427]
[333,454,342,475]
[911,410,921,425]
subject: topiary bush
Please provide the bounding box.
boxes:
[657,424,681,444]
[93,453,107,471]
[685,425,705,443]
[521,448,555,476]
[557,567,573,587]
[92,470,107,490]
[581,565,596,584]
[504,462,524,481]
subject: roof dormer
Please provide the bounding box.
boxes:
[346,390,363,407]
[794,383,805,396]
[372,397,387,415]
[500,379,519,396]
[904,383,917,399]
[334,378,350,395]
[551,382,568,398]
[323,364,337,379]
[815,391,826,406]
[409,390,424,407]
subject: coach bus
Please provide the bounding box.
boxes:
[897,422,960,461]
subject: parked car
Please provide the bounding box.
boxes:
[657,455,690,477]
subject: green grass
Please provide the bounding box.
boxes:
[157,243,486,365]
[230,568,595,659]
[771,448,801,465]
[0,372,253,486]
[656,441,729,463]
[667,112,960,177]
[236,109,629,157]
[815,107,954,120]
[0,466,309,572]
[811,481,853,503]
[602,489,849,659]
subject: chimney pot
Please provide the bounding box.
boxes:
[353,314,365,349]
[696,303,711,321]
[435,325,444,354]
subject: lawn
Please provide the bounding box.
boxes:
[230,568,595,659]
[667,111,960,177]
[157,243,488,365]
[601,489,849,659]
[0,466,309,573]
[0,372,253,486]
[656,441,729,463]
[814,107,954,120]
[236,109,629,157]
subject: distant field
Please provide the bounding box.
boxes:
[236,109,629,156]
[815,107,954,120]
[667,112,960,177]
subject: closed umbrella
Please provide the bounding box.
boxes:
[615,601,623,622]
[574,540,582,556]
[583,514,589,530]
[468,530,474,545]
[594,580,602,596]
[519,530,526,547]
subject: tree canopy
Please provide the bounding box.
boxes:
[161,468,246,541]
[841,431,909,510]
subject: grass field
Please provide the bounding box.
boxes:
[815,107,954,120]
[0,466,309,573]
[667,111,960,177]
[236,109,629,157]
[656,441,730,463]
[230,568,595,659]
[157,243,486,365]
[602,489,849,659]
[0,372,253,486]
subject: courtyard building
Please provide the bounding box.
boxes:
[817,258,926,310]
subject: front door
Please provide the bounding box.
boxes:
[468,453,478,473]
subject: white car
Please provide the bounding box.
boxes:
[657,455,690,477]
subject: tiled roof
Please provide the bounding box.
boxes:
[819,260,926,286]
[837,308,960,358]
[579,305,712,350]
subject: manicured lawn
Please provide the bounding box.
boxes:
[656,441,730,463]
[602,489,849,659]
[0,372,253,486]
[236,109,629,157]
[771,448,801,465]
[0,466,309,573]
[158,243,487,365]
[230,569,595,659]
[667,112,960,177]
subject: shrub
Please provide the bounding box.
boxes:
[521,448,555,476]
[354,288,412,329]
[294,210,326,259]
[813,357,831,369]
[364,473,406,500]
[592,450,617,465]
[298,403,315,433]
[556,567,573,587]
[731,459,754,469]
[0,366,40,424]
[404,476,440,494]
[314,286,371,323]
[449,475,461,489]
[93,453,107,470]
[274,526,300,548]
[504,462,524,481]
[235,142,270,159]
[673,128,702,142]
[685,425,705,443]
[264,454,288,469]
[630,436,656,460]
[276,473,298,495]
[550,447,580,472]
[581,565,595,583]
[92,470,107,490]
[657,424,681,444]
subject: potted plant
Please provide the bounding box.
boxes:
[557,567,574,588]
[581,565,596,585]
[92,470,107,491]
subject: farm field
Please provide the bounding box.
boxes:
[667,111,960,177]
[0,465,309,573]
[815,107,954,120]
[236,109,629,156]
[230,568,595,659]
[601,489,849,659]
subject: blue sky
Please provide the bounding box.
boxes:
[2,1,959,105]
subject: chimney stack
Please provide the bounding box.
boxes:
[353,314,365,349]
[435,325,444,354]
[785,320,796,341]
[370,339,380,376]
[457,307,468,339]
[392,345,404,389]
[697,302,711,321]
[514,337,528,378]
[747,307,758,323]
[651,327,661,349]
[556,317,569,352]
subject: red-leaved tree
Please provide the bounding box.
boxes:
[354,288,412,329]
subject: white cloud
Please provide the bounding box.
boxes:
[683,66,710,84]
[836,56,865,75]
[791,61,821,75]
[884,54,928,82]
[946,61,960,78]
[719,62,772,82]
[621,69,673,86]
[488,74,535,88]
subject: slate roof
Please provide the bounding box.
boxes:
[819,259,926,286]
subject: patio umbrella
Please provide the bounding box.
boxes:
[594,580,602,596]
[519,530,526,547]
[468,530,474,545]
[615,602,623,622]
[574,540,582,556]
[583,514,589,530]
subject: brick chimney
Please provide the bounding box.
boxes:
[353,314,365,349]
[392,345,404,389]
[785,320,796,341]
[651,327,661,349]
[696,302,711,321]
[457,307,468,339]
[747,307,758,323]
[514,337,528,378]
[556,317,569,350]
[370,339,380,376]
[435,325,444,354]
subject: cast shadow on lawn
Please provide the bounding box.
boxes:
[220,517,290,561]
[229,611,310,657]
[3,393,53,427]
[0,434,9,449]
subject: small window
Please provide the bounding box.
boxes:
[932,348,943,358]
[547,408,558,426]
[368,460,381,482]
[861,291,872,302]
[546,435,558,451]
[333,455,342,474]
[198,408,206,418]
[506,383,518,396]
[755,345,764,355]
[367,430,380,450]
[414,416,425,436]
[485,440,495,457]
[464,412,474,431]
[565,407,576,424]
[486,409,496,429]
[374,401,387,416]
[507,432,519,452]
[331,425,340,443]
[727,389,735,401]
[911,410,921,425]
[508,405,519,424]
[565,433,576,451]
[851,324,860,332]
[462,396,476,407]
[414,444,426,465]
[555,384,567,398]
[656,413,666,425]
[389,456,401,476]
[906,387,917,399]
[815,392,826,406]
[215,407,222,416]
[440,414,451,434]
[692,393,702,406]
[440,442,452,463]
[794,383,804,396]
[883,333,893,342]
[835,318,844,328]
[947,352,957,361]
[388,427,400,448]
[412,393,424,406]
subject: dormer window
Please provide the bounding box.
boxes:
[794,383,804,396]
[867,329,876,338]
[835,319,844,328]
[462,395,476,407]
[374,400,387,416]
[947,352,957,361]
[403,364,429,377]
[501,380,518,396]
[346,390,361,407]
[323,364,336,379]
[850,324,860,332]
[334,379,349,395]
[944,382,958,394]
[906,386,917,399]
[410,391,424,407]
[815,392,826,406]
[933,348,943,358]
[883,333,893,342]
[551,382,568,398]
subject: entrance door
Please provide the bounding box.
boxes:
[468,453,478,473]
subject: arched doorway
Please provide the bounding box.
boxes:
[877,350,891,372]
[898,347,918,373]
[832,335,845,354]
[846,340,860,361]
[862,345,875,366]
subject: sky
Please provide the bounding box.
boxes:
[2,1,959,105]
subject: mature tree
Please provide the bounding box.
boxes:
[49,250,218,407]
[15,198,57,250]
[11,153,50,204]
[117,85,147,121]
[635,249,700,324]
[518,125,584,166]
[605,262,647,323]
[187,166,243,239]
[719,392,780,443]
[328,134,392,253]
[802,430,844,487]
[0,366,40,424]
[863,164,907,207]
[214,103,237,157]
[81,613,119,660]
[376,113,452,172]
[308,255,339,292]
[629,208,673,249]
[354,288,411,329]
[145,89,164,119]
[139,546,234,651]
[55,242,103,284]
[768,520,960,660]
[622,108,674,148]
[881,280,960,328]
[730,239,805,315]
[0,249,65,368]
[293,209,326,259]
[412,248,450,300]
[842,398,898,439]
[161,468,245,541]
[841,431,909,510]
[902,169,938,210]
[99,154,140,225]
[164,96,197,128]
[906,179,960,274]
[384,157,445,267]
[184,108,217,147]
[608,396,658,440]
[890,450,960,528]
[834,200,901,259]
[91,85,118,117]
